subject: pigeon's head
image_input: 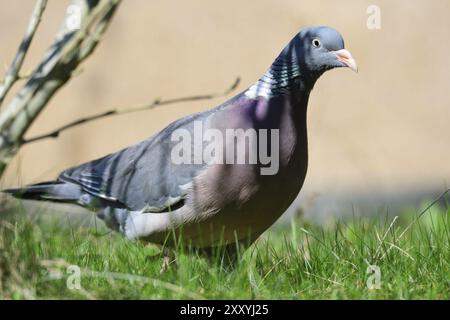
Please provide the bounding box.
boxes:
[290,26,357,79]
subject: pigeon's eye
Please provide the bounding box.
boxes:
[312,38,321,48]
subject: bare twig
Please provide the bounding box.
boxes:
[0,0,121,177]
[22,77,241,144]
[0,0,120,131]
[0,0,47,106]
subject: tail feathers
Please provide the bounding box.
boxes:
[2,181,83,204]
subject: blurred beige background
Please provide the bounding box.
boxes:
[0,1,449,217]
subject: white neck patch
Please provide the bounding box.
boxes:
[244,59,300,100]
[244,75,274,100]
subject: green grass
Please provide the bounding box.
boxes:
[0,200,449,299]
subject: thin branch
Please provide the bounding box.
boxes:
[0,0,47,106]
[22,77,241,144]
[0,0,120,132]
[0,0,121,177]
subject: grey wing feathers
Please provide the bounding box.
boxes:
[59,111,211,212]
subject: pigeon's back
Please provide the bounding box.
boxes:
[59,108,215,211]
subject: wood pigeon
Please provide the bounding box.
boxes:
[4,26,357,255]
